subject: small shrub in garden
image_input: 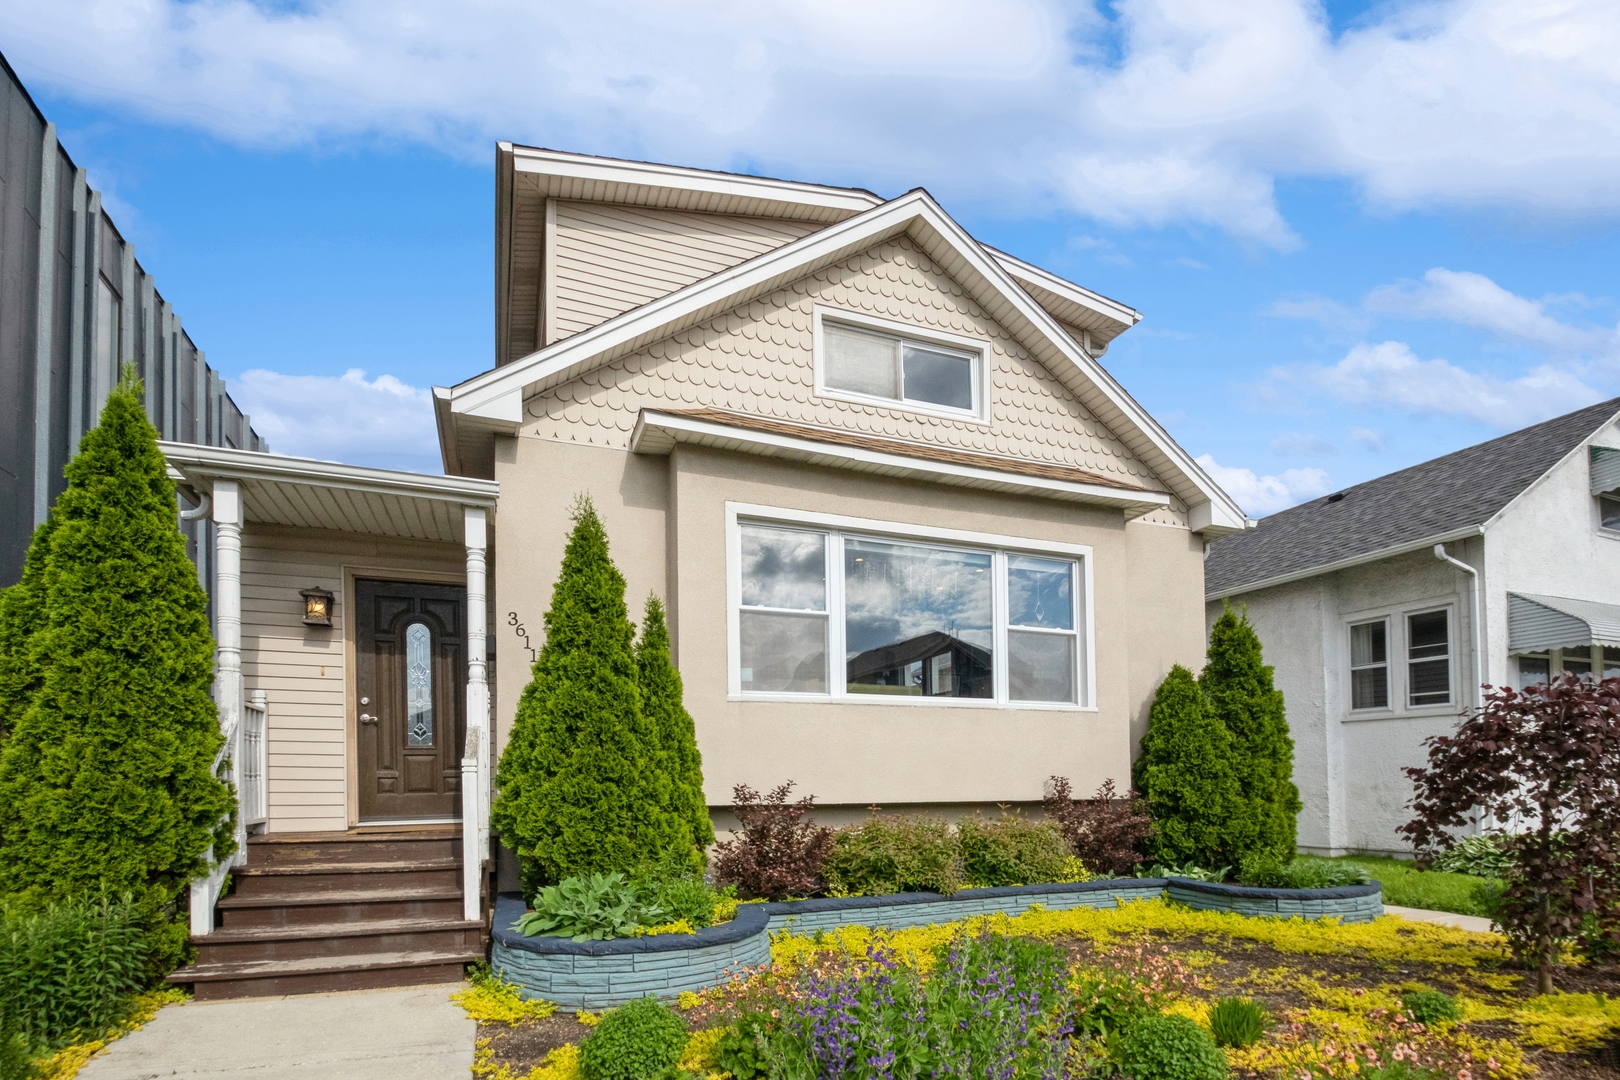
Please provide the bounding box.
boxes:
[1044,776,1155,876]
[1069,943,1196,1040]
[1208,996,1268,1048]
[1400,990,1461,1026]
[579,996,687,1080]
[713,1013,771,1080]
[1401,674,1620,992]
[1429,833,1515,879]
[1237,853,1369,889]
[637,874,734,929]
[822,813,963,897]
[515,873,662,941]
[957,812,1071,888]
[711,782,834,901]
[1111,1014,1229,1080]
[0,894,149,1055]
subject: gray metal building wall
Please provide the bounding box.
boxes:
[0,52,265,587]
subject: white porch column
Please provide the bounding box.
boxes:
[191,479,244,936]
[462,506,490,921]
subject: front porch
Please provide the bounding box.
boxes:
[161,443,499,996]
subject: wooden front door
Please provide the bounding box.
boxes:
[356,579,467,822]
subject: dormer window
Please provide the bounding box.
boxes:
[815,309,987,421]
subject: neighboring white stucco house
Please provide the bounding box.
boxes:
[1204,399,1620,857]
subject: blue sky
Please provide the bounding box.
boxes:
[6,0,1620,508]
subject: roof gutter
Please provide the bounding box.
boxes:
[1205,525,1484,602]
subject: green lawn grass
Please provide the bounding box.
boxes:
[1321,854,1497,918]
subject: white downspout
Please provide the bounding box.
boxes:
[1434,542,1486,710]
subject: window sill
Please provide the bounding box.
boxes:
[811,386,991,427]
[1341,704,1459,723]
[727,693,1096,713]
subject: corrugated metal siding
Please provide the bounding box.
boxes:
[1591,446,1620,494]
[547,202,819,344]
[0,68,44,581]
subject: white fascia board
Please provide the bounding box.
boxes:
[1204,525,1484,603]
[630,409,1171,513]
[508,145,882,216]
[451,187,1242,528]
[984,246,1141,332]
[160,441,499,506]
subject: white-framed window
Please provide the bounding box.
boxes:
[1406,609,1451,707]
[1349,619,1389,710]
[813,306,989,422]
[1515,646,1620,688]
[728,504,1093,708]
[1600,494,1620,531]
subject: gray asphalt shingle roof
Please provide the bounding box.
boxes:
[1205,398,1620,598]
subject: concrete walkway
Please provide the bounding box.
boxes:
[1385,904,1496,933]
[78,984,475,1080]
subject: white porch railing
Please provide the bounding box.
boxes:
[242,690,268,828]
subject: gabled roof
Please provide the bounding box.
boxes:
[495,147,1140,367]
[1205,398,1620,598]
[446,185,1244,534]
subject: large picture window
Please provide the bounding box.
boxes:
[733,515,1089,706]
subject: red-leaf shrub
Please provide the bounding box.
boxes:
[1043,776,1155,877]
[1399,674,1620,992]
[712,782,834,901]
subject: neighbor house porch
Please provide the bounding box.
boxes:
[161,443,499,998]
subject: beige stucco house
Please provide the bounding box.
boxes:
[164,148,1244,998]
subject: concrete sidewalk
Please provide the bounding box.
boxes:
[78,983,475,1080]
[1384,904,1496,933]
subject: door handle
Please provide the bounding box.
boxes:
[359,713,378,725]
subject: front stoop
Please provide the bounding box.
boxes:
[169,827,486,1001]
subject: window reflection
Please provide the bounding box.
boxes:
[843,539,992,698]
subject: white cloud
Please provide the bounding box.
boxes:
[1365,268,1619,352]
[1288,340,1602,428]
[6,0,1620,246]
[1196,453,1331,515]
[229,368,440,473]
[1270,431,1337,456]
[1348,427,1386,451]
[1266,296,1368,334]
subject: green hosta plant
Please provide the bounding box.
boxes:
[1148,861,1229,883]
[1429,833,1515,878]
[515,873,665,941]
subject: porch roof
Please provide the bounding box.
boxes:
[161,443,498,545]
[1508,592,1620,654]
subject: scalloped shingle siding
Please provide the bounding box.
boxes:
[527,237,1176,505]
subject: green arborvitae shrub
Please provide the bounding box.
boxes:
[0,371,235,968]
[579,996,688,1080]
[1201,605,1301,863]
[635,595,713,870]
[0,894,149,1055]
[0,514,53,745]
[1133,665,1246,868]
[956,813,1071,889]
[491,497,686,891]
[822,813,963,897]
[1111,1014,1229,1080]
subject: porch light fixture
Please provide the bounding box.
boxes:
[300,587,334,627]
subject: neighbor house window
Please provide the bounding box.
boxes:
[820,319,981,415]
[1517,655,1550,689]
[1602,494,1620,531]
[1407,610,1451,706]
[1560,645,1593,678]
[1349,619,1389,710]
[735,518,1086,706]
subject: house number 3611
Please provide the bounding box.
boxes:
[507,612,537,662]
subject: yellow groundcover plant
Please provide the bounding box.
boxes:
[1512,992,1620,1053]
[452,967,559,1023]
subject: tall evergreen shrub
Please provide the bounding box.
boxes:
[1133,665,1246,867]
[0,515,52,743]
[491,497,686,892]
[0,371,236,967]
[1201,604,1301,861]
[635,596,713,868]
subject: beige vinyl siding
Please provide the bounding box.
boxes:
[547,202,820,343]
[240,525,465,833]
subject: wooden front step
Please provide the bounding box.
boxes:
[169,826,485,1000]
